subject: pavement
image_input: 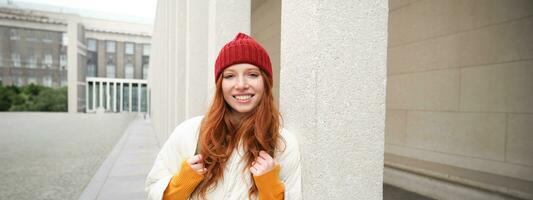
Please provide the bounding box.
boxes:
[0,112,136,200]
[78,115,160,200]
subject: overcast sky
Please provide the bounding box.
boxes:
[2,0,157,24]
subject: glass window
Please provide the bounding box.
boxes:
[87,64,96,77]
[125,63,134,79]
[87,39,97,52]
[142,44,150,56]
[106,41,116,53]
[62,33,68,46]
[28,55,37,68]
[106,64,115,78]
[12,74,23,86]
[44,54,53,68]
[12,53,21,67]
[60,54,67,70]
[142,64,148,79]
[125,43,134,55]
[10,29,20,40]
[60,77,67,87]
[42,32,53,43]
[43,75,52,87]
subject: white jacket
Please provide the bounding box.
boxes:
[145,116,302,200]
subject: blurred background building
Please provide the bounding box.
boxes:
[0,5,151,113]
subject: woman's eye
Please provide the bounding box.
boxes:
[223,74,234,79]
[249,73,259,77]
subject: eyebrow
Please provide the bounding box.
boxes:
[223,68,260,73]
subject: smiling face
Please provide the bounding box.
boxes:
[221,63,265,116]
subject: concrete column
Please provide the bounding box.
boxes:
[67,18,80,113]
[99,81,103,109]
[106,81,110,110]
[85,80,89,113]
[92,81,96,111]
[129,83,132,112]
[148,0,250,144]
[280,0,388,199]
[185,0,209,119]
[206,0,250,101]
[113,82,117,112]
[138,83,141,113]
[120,83,123,112]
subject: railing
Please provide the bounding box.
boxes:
[85,77,149,114]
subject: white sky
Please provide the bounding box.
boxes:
[4,0,157,24]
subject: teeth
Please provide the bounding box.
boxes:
[235,95,252,100]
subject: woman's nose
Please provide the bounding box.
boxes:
[236,77,249,89]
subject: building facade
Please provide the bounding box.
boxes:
[0,7,152,113]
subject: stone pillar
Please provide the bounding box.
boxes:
[184,0,209,119]
[206,0,250,102]
[279,0,388,199]
[149,0,250,144]
[67,18,80,113]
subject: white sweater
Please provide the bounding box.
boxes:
[145,116,302,200]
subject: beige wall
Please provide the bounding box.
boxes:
[251,0,281,104]
[386,0,533,182]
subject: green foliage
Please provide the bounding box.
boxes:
[0,83,67,112]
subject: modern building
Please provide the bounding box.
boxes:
[0,6,152,113]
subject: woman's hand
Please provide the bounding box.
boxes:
[250,151,276,176]
[187,154,207,175]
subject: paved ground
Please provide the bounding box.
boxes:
[79,115,159,200]
[0,112,136,200]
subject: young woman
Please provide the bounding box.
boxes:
[146,33,302,200]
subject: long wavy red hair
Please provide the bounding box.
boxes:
[193,69,282,199]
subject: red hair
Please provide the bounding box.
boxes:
[194,70,282,199]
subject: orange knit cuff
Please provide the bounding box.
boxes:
[253,164,284,199]
[163,160,204,200]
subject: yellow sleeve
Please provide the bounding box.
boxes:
[163,160,204,200]
[253,164,284,200]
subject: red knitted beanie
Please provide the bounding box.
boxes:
[214,32,272,83]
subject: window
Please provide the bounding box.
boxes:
[12,53,21,67]
[125,43,134,55]
[12,74,23,86]
[60,54,67,70]
[106,41,116,53]
[61,33,68,46]
[43,75,52,87]
[28,54,37,68]
[125,63,134,79]
[87,64,96,77]
[44,54,53,68]
[42,32,53,43]
[107,64,115,78]
[61,77,67,87]
[10,29,20,40]
[142,44,150,56]
[142,64,148,79]
[87,39,97,52]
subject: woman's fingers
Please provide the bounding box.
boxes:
[187,154,203,165]
[187,154,207,175]
[250,151,277,176]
